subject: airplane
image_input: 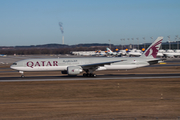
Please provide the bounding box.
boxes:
[10,37,163,77]
[162,50,180,58]
[156,52,164,57]
[95,50,107,56]
[126,48,142,57]
[71,50,106,56]
[0,54,7,57]
[120,50,127,56]
[163,52,180,58]
[71,51,96,56]
[106,48,121,56]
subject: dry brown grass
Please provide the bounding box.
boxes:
[0,65,180,119]
[0,78,180,120]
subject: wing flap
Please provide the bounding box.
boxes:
[147,58,165,65]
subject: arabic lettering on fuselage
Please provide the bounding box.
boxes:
[63,60,77,62]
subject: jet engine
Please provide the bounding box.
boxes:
[67,66,83,75]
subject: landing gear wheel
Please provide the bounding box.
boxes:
[92,74,96,77]
[83,73,96,77]
[83,73,86,77]
[21,75,25,78]
[89,73,94,77]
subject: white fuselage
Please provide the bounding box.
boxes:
[10,57,150,72]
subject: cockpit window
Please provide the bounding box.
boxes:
[12,63,17,65]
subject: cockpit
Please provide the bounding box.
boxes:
[12,63,17,65]
[10,62,18,70]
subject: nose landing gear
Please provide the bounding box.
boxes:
[19,71,25,78]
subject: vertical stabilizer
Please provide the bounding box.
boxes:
[106,48,113,53]
[141,37,163,58]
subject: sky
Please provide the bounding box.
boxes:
[0,0,180,46]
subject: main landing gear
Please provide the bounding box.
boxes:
[83,68,97,77]
[83,73,96,77]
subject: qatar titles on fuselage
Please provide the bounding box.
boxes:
[11,57,151,71]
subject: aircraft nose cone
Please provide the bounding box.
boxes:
[10,65,16,70]
[10,65,13,69]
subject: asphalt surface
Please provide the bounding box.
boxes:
[0,73,180,82]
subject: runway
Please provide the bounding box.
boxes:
[1,57,180,82]
[1,73,180,82]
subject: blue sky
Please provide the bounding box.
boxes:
[0,0,180,46]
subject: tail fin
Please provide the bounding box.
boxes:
[141,47,146,52]
[141,37,163,58]
[106,48,113,53]
[125,48,130,53]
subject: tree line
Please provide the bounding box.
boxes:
[0,46,112,55]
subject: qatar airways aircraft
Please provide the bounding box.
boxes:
[11,37,163,77]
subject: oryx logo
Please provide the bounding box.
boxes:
[72,69,74,72]
[145,39,162,58]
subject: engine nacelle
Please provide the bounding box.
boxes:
[67,66,83,75]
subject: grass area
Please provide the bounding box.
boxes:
[0,78,180,119]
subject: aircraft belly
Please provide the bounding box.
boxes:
[12,66,67,71]
[104,64,148,70]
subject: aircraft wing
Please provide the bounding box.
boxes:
[81,60,125,69]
